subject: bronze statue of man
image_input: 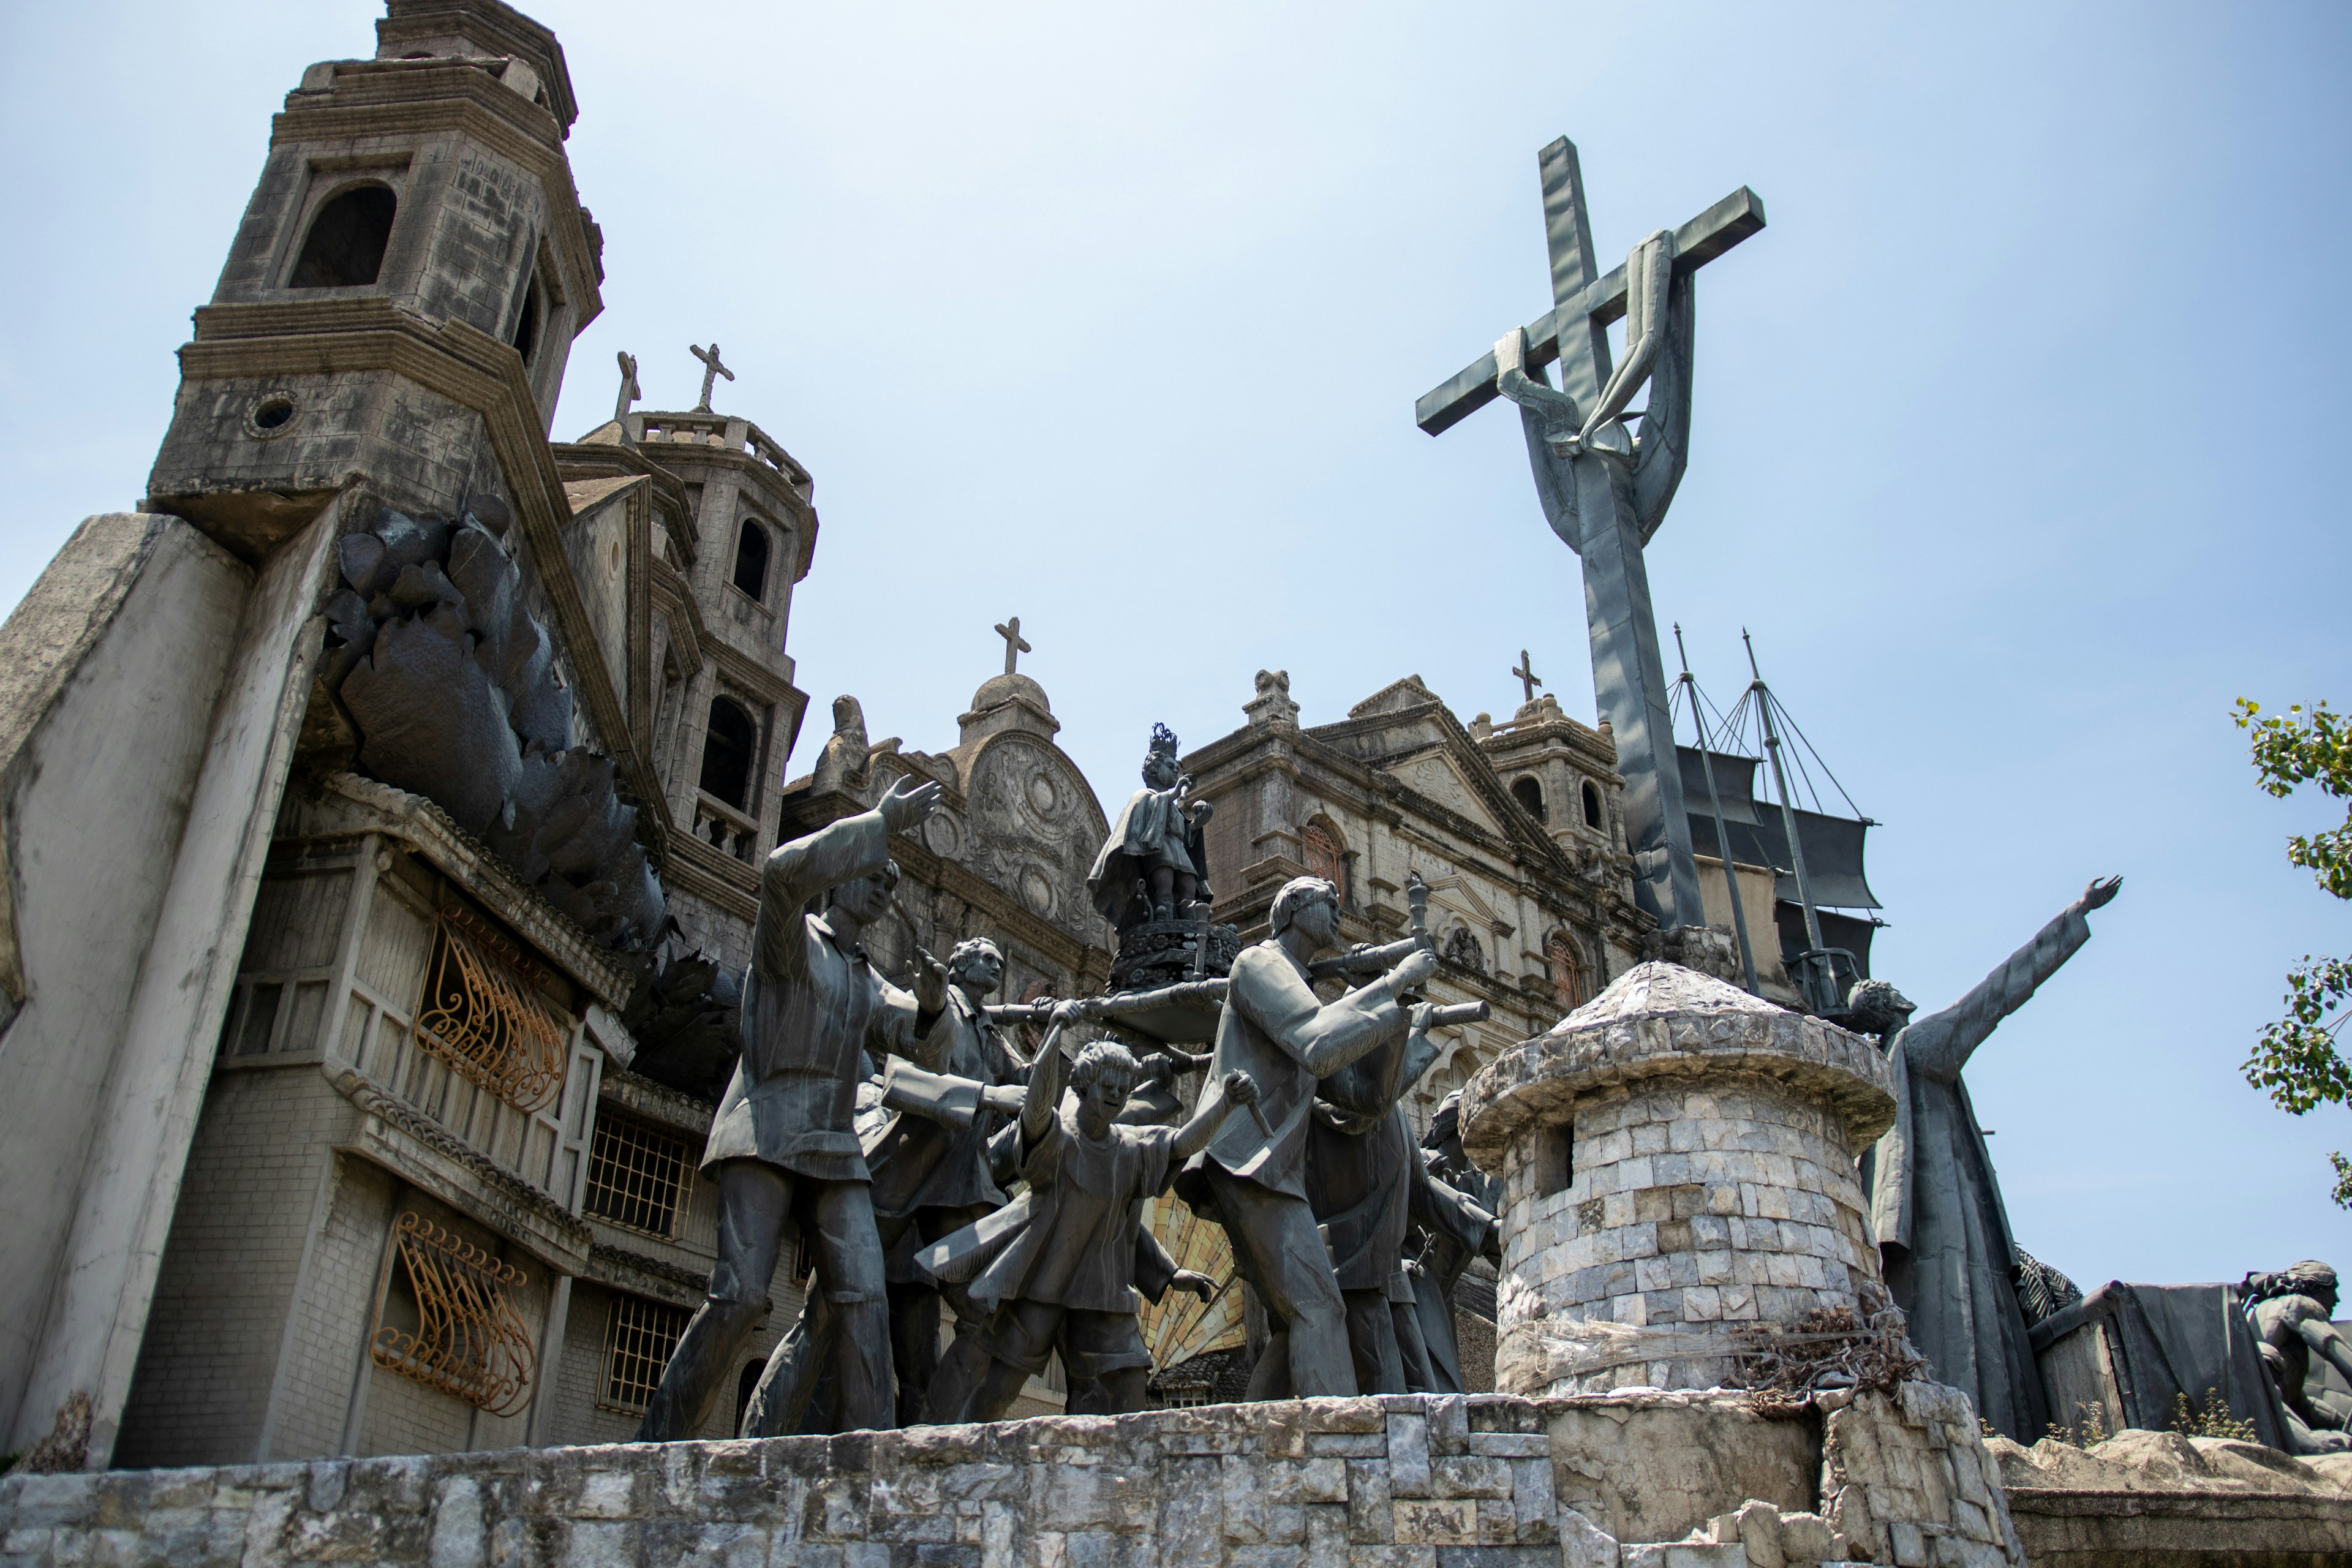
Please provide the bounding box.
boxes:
[635,776,951,1440]
[1405,1092,1503,1395]
[1308,1000,1488,1393]
[866,937,1030,1425]
[1175,875,1438,1397]
[1850,875,2121,1440]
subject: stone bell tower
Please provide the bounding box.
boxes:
[0,0,611,1471]
[1461,960,1898,1395]
[145,0,601,559]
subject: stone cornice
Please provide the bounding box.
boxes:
[336,1066,594,1276]
[178,300,668,858]
[598,1068,714,1135]
[647,558,707,680]
[585,1242,710,1309]
[663,834,760,923]
[289,771,638,1009]
[625,428,818,579]
[705,636,804,713]
[273,73,603,322]
[554,440,698,568]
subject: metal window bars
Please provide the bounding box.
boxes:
[369,1212,535,1415]
[600,1294,692,1414]
[413,904,569,1114]
[583,1113,691,1238]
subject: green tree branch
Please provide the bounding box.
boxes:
[2234,699,2352,1207]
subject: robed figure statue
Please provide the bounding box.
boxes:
[1088,724,1212,929]
[1848,875,2121,1439]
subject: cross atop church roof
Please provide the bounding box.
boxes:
[995,616,1031,676]
[690,342,734,412]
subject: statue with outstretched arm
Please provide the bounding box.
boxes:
[1850,875,2122,1440]
[1171,874,1440,1399]
[634,775,952,1441]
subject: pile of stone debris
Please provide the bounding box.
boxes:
[1986,1425,2352,1564]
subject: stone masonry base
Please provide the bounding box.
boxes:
[0,1389,2027,1567]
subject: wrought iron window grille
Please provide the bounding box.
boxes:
[600,1294,692,1414]
[584,1112,691,1238]
[413,903,569,1114]
[369,1212,535,1415]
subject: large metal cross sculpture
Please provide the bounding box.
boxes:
[1417,138,1763,933]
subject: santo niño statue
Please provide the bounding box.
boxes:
[1087,723,1214,929]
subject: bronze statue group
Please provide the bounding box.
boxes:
[631,753,1504,1441]
[622,731,2352,1458]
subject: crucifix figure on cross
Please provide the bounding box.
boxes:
[1510,650,1543,707]
[690,342,734,413]
[1417,137,1764,933]
[993,616,1031,676]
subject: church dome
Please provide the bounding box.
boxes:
[969,671,1052,716]
[959,670,1059,744]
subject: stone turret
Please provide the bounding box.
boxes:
[1461,960,1897,1395]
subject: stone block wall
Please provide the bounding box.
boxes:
[1494,1074,1879,1394]
[0,1391,2026,1567]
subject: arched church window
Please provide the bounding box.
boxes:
[699,697,756,809]
[1301,820,1346,904]
[290,184,397,288]
[1512,776,1546,822]
[1547,932,1585,1011]
[1581,779,1603,829]
[732,519,771,602]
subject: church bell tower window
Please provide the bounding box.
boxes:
[1581,780,1603,829]
[1512,777,1547,822]
[731,520,770,603]
[699,698,757,810]
[289,184,397,288]
[510,274,542,364]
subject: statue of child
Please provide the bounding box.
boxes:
[919,1003,1255,1418]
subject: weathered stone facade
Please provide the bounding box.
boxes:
[0,1389,2031,1567]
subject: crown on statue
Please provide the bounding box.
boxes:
[1147,722,1179,760]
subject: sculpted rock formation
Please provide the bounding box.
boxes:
[322,500,665,950]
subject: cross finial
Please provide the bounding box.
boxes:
[689,342,735,412]
[615,350,641,428]
[1511,649,1544,706]
[994,616,1032,676]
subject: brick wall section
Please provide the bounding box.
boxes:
[0,1391,2024,1566]
[114,1068,357,1468]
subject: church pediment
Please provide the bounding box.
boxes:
[1387,750,1507,837]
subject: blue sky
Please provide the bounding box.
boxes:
[3,1,2348,1288]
